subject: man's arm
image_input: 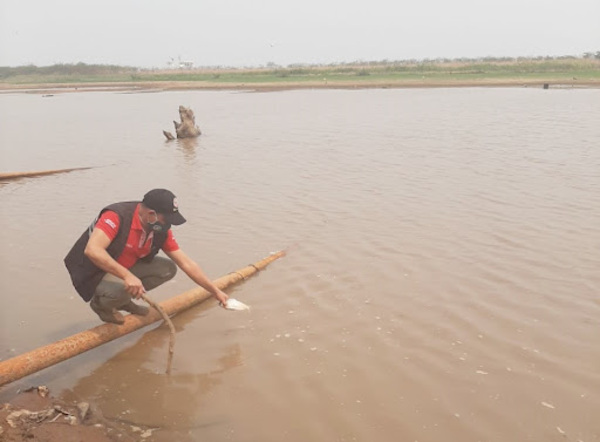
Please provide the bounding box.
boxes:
[165,248,229,306]
[84,228,146,298]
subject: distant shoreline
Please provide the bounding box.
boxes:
[2,58,598,93]
[1,78,599,94]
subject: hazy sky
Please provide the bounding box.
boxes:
[1,0,599,68]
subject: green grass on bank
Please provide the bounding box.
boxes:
[1,58,599,86]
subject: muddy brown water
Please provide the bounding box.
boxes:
[0,88,599,442]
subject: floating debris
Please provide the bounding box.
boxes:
[1,386,152,441]
[141,429,155,438]
[541,401,555,409]
[7,408,57,428]
[77,402,90,421]
[22,385,49,398]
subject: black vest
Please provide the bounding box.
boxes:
[64,201,168,302]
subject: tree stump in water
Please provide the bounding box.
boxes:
[163,105,202,140]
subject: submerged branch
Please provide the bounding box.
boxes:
[141,294,176,374]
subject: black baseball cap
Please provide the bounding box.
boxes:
[142,189,186,225]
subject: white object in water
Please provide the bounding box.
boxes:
[224,298,250,311]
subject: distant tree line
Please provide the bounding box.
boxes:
[284,53,600,69]
[0,62,137,79]
[0,53,598,79]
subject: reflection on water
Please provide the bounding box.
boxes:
[173,137,200,164]
[1,88,599,441]
[65,336,241,441]
[60,299,245,441]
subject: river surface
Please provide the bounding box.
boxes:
[1,87,599,442]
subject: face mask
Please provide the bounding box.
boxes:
[148,220,171,233]
[146,212,171,233]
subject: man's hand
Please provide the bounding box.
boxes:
[124,273,146,299]
[85,227,146,298]
[214,289,229,307]
[165,249,230,307]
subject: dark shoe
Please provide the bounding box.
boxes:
[90,297,125,325]
[122,301,150,317]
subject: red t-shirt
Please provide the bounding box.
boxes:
[94,204,179,269]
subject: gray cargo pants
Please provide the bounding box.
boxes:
[90,256,177,313]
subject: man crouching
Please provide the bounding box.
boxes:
[64,188,228,324]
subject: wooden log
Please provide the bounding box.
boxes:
[0,250,285,387]
[162,105,201,139]
[0,167,92,181]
